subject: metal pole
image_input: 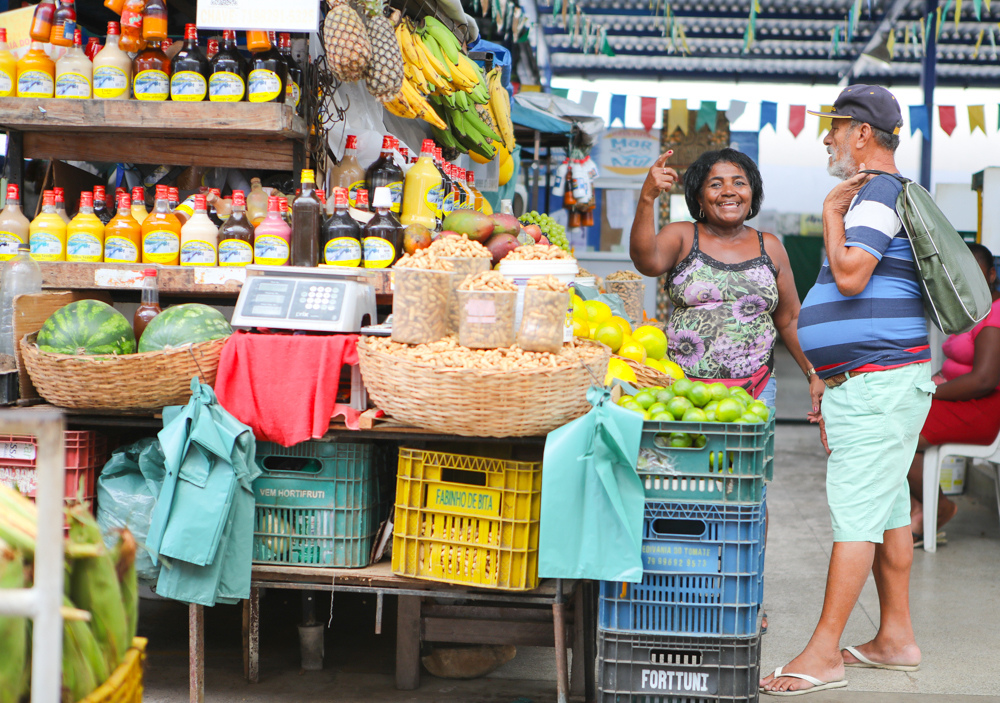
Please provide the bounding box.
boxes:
[919,0,937,190]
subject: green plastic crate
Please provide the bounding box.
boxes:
[252,441,378,568]
[637,419,774,504]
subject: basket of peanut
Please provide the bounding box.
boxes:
[457,271,519,349]
[356,336,611,437]
[391,250,454,345]
[517,276,572,354]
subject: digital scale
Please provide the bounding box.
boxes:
[231,265,377,333]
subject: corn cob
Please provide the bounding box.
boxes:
[64,595,109,688]
[62,609,98,703]
[112,529,139,642]
[0,541,28,703]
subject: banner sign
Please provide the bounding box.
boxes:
[197,0,320,32]
[595,128,662,177]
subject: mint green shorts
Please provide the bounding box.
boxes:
[822,363,935,543]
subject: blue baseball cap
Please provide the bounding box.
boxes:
[808,84,903,135]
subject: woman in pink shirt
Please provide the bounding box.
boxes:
[909,243,1000,543]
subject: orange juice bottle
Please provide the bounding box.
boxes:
[142,0,168,42]
[141,184,181,265]
[16,42,55,98]
[66,192,105,262]
[0,29,17,97]
[104,192,141,263]
[131,186,149,224]
[29,190,67,262]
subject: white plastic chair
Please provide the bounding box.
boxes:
[922,434,1000,553]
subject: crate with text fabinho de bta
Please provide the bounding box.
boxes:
[252,441,378,568]
[392,447,542,590]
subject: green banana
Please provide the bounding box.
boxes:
[420,32,451,74]
[463,104,502,143]
[469,83,490,105]
[450,109,495,159]
[453,90,471,111]
[428,97,463,150]
[424,17,461,64]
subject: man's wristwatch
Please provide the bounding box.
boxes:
[805,367,817,379]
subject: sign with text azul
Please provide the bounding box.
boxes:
[595,129,661,177]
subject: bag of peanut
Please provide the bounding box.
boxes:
[392,251,454,345]
[517,276,571,354]
[457,271,519,349]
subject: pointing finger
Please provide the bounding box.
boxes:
[653,150,674,167]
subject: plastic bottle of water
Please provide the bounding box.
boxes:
[0,241,43,357]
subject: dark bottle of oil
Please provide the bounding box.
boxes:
[92,186,114,225]
[365,135,403,216]
[323,187,362,267]
[209,29,247,102]
[278,33,303,114]
[433,146,451,216]
[362,187,402,269]
[170,23,209,102]
[248,30,286,103]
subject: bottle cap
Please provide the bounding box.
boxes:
[268,31,278,44]
[381,135,394,150]
[144,269,156,277]
[421,139,435,154]
[184,24,197,41]
[155,185,168,198]
[207,38,219,55]
[94,185,106,198]
[372,187,392,209]
[43,191,55,206]
[301,169,315,183]
[316,189,326,205]
[267,195,280,211]
[73,28,82,47]
[467,171,475,185]
[194,194,207,211]
[54,188,65,200]
[346,134,358,150]
[107,22,120,35]
[223,29,236,41]
[399,146,409,160]
[80,192,93,208]
[231,190,246,207]
[279,33,291,48]
[279,197,289,212]
[6,184,18,200]
[210,188,221,197]
[169,186,179,200]
[17,241,29,252]
[132,186,144,201]
[118,193,131,209]
[333,187,349,208]
[355,189,369,208]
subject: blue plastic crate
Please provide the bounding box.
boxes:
[637,419,774,504]
[600,495,766,638]
[252,441,378,568]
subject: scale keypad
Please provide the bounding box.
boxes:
[289,281,345,321]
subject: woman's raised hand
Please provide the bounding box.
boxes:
[641,150,679,200]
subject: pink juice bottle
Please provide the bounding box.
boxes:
[253,195,291,266]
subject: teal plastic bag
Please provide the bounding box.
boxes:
[572,284,630,322]
[538,386,646,582]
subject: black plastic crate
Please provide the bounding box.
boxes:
[598,628,761,703]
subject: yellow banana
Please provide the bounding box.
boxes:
[383,90,418,119]
[412,33,452,83]
[442,53,477,91]
[456,54,485,89]
[403,62,429,94]
[396,22,423,68]
[400,80,449,130]
[487,67,515,152]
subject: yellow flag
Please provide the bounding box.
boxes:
[520,84,542,92]
[668,99,688,135]
[974,28,985,57]
[969,105,986,134]
[887,31,897,58]
[956,0,963,24]
[817,105,835,136]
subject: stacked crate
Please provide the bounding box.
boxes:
[0,431,107,505]
[597,419,774,703]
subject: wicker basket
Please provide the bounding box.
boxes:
[357,338,610,437]
[615,355,677,388]
[79,637,147,703]
[20,333,227,413]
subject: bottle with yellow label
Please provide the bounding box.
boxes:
[170,23,208,101]
[362,187,402,269]
[66,192,105,262]
[104,192,141,263]
[130,186,149,225]
[141,185,181,265]
[0,29,17,97]
[365,135,404,215]
[17,41,55,98]
[218,190,254,267]
[29,190,67,262]
[133,40,170,101]
[254,196,291,266]
[93,21,131,99]
[246,178,268,226]
[0,184,31,262]
[53,188,70,224]
[247,30,286,103]
[323,187,362,267]
[278,33,302,114]
[55,28,92,99]
[180,194,218,266]
[209,30,246,102]
[401,139,442,230]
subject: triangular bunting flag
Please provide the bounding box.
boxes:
[726,100,747,123]
[789,105,806,137]
[552,88,570,99]
[974,28,986,57]
[974,0,983,19]
[609,94,627,127]
[696,101,718,132]
[760,101,778,131]
[887,30,896,58]
[579,91,598,113]
[818,105,835,135]
[910,104,931,138]
[939,106,957,135]
[641,97,658,132]
[969,105,986,134]
[956,0,963,24]
[667,99,687,135]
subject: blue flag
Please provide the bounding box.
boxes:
[760,100,778,131]
[610,94,627,127]
[909,104,931,138]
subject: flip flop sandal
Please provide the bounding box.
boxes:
[912,531,946,549]
[842,645,920,672]
[759,666,848,697]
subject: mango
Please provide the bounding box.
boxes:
[491,213,521,237]
[442,211,494,243]
[403,224,433,254]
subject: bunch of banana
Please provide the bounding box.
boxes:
[426,89,503,160]
[486,66,515,153]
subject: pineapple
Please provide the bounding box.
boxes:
[362,0,404,99]
[323,0,372,83]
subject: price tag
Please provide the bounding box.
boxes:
[194,268,246,286]
[95,268,145,289]
[0,441,37,461]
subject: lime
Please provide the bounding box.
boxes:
[616,394,634,406]
[667,396,694,418]
[669,432,693,448]
[595,323,625,352]
[704,400,719,414]
[739,412,764,424]
[682,408,708,422]
[651,411,674,422]
[730,386,752,402]
[716,398,744,423]
[748,401,771,421]
[632,325,668,360]
[622,401,643,413]
[705,410,718,422]
[647,402,668,416]
[672,378,694,397]
[708,382,730,401]
[655,388,676,405]
[609,315,632,337]
[634,390,657,409]
[619,339,647,363]
[687,381,712,407]
[693,434,707,448]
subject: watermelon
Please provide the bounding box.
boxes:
[37,300,136,356]
[137,304,232,353]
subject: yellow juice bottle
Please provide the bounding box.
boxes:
[0,29,17,97]
[29,190,67,261]
[400,139,442,230]
[130,186,149,225]
[16,41,55,98]
[104,192,142,263]
[141,184,181,265]
[66,192,105,262]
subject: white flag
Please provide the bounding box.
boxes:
[726,100,747,123]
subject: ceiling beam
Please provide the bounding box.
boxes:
[839,0,913,85]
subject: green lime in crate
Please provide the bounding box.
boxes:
[252,441,378,568]
[637,418,775,504]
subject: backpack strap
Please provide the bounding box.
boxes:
[860,169,909,184]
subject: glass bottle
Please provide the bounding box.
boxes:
[104,0,126,12]
[66,192,105,263]
[29,191,67,262]
[142,0,168,42]
[131,186,149,225]
[365,136,404,215]
[93,21,131,99]
[0,29,16,98]
[209,29,246,102]
[104,192,141,263]
[92,186,113,225]
[246,178,268,226]
[170,23,209,102]
[218,190,254,267]
[400,139,442,230]
[85,37,102,61]
[0,242,43,358]
[467,171,484,212]
[133,268,161,343]
[180,194,218,266]
[29,0,56,43]
[50,0,77,48]
[278,33,303,114]
[207,188,224,227]
[53,188,70,223]
[0,185,31,262]
[133,39,169,101]
[330,134,366,211]
[141,184,181,265]
[354,188,369,213]
[16,42,55,98]
[291,169,321,267]
[253,196,291,266]
[323,187,362,267]
[248,30,286,103]
[362,187,402,269]
[207,39,219,61]
[279,197,291,227]
[119,0,146,54]
[55,29,91,99]
[433,147,451,216]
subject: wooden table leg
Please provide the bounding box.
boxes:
[242,587,260,683]
[553,579,569,703]
[395,595,421,690]
[570,584,585,699]
[189,604,204,703]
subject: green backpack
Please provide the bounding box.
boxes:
[863,170,992,335]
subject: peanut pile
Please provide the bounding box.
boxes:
[459,270,518,292]
[395,249,454,270]
[429,234,492,258]
[503,245,573,261]
[526,275,568,292]
[364,335,605,371]
[607,270,642,281]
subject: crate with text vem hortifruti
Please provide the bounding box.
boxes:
[597,627,762,703]
[392,447,542,591]
[636,418,774,504]
[252,441,378,568]
[599,494,766,638]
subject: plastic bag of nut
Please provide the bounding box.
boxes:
[606,270,645,325]
[392,251,454,345]
[457,271,519,349]
[444,257,491,333]
[517,276,571,354]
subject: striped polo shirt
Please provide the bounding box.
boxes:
[797,174,929,379]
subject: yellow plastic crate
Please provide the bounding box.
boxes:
[392,448,542,591]
[79,637,147,703]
